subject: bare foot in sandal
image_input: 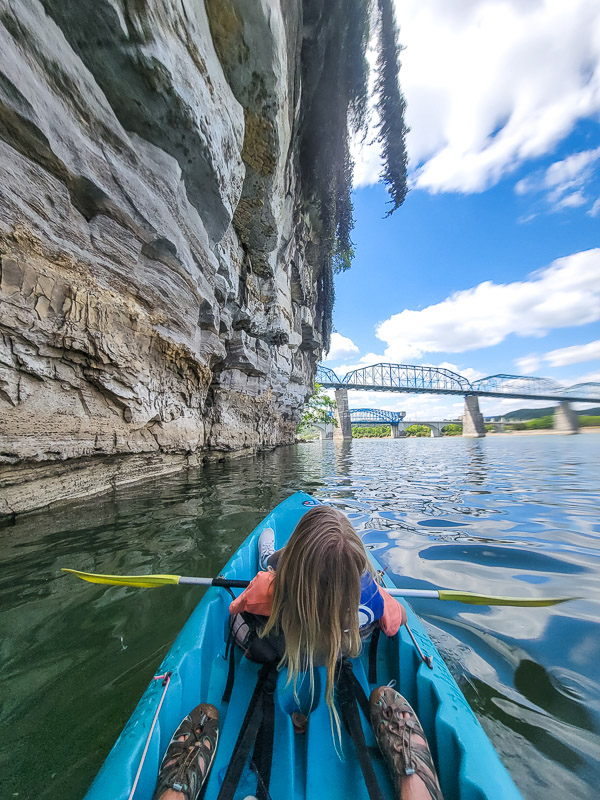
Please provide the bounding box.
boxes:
[370,687,443,800]
[153,704,219,800]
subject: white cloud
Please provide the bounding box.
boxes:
[324,332,360,361]
[545,340,600,367]
[517,212,538,225]
[589,198,600,217]
[519,339,600,370]
[571,369,600,384]
[515,147,600,213]
[516,148,600,196]
[545,148,600,186]
[554,191,588,210]
[515,340,600,373]
[353,0,600,194]
[436,362,485,382]
[515,354,542,374]
[376,249,600,359]
[332,353,395,376]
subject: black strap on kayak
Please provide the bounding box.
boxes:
[337,660,385,800]
[222,634,236,704]
[222,612,239,704]
[368,626,381,684]
[221,584,239,704]
[253,671,275,800]
[217,663,277,800]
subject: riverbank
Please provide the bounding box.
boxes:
[0,444,284,519]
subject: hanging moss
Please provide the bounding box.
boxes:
[298,0,408,349]
[375,0,409,216]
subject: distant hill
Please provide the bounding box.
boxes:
[499,406,600,420]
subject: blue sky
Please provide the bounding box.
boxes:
[323,0,600,419]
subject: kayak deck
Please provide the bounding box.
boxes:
[85,492,522,800]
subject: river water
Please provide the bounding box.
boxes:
[1,434,599,799]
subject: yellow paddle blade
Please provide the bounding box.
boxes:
[438,590,574,607]
[61,568,180,588]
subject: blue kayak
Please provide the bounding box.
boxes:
[85,491,522,800]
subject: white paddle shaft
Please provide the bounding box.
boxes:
[387,589,439,599]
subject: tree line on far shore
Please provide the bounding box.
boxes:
[352,416,600,438]
[353,424,459,437]
[352,425,392,437]
[502,415,600,430]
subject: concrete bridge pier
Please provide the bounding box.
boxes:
[463,395,486,437]
[391,424,405,438]
[554,401,580,434]
[311,422,334,440]
[334,388,353,440]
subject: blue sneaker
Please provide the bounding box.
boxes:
[258,527,275,571]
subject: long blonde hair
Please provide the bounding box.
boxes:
[261,505,373,747]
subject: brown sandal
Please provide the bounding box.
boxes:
[369,686,444,800]
[153,703,219,800]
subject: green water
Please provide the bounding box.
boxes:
[1,435,599,799]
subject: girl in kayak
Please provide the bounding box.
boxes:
[229,504,443,800]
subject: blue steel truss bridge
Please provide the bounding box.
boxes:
[317,363,600,403]
[349,408,406,425]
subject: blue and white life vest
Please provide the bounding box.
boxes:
[358,573,384,629]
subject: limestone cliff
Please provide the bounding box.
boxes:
[0,0,329,515]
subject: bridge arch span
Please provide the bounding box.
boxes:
[316,364,600,402]
[350,408,406,424]
[341,363,471,393]
[470,374,563,397]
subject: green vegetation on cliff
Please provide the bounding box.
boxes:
[297,383,336,435]
[301,0,408,346]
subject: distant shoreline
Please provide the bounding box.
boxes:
[299,427,600,443]
[486,426,600,436]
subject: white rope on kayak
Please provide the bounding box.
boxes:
[128,671,172,800]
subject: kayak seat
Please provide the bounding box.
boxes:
[304,655,394,800]
[204,654,299,799]
[207,637,396,800]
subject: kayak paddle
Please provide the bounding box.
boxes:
[60,569,249,589]
[61,569,575,606]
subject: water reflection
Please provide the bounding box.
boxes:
[1,434,599,799]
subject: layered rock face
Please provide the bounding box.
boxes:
[0,0,325,515]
